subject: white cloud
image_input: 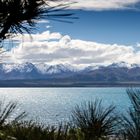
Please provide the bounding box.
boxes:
[57,0,140,10]
[137,42,140,47]
[46,25,52,29]
[12,31,62,42]
[2,31,140,67]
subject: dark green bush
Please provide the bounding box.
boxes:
[0,101,26,140]
[120,89,140,140]
[71,100,118,140]
[4,122,78,140]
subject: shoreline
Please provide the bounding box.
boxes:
[0,80,140,87]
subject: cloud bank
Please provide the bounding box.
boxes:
[58,0,140,11]
[2,30,140,68]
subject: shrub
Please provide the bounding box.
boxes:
[0,100,26,140]
[5,121,77,140]
[71,100,118,140]
[120,88,140,140]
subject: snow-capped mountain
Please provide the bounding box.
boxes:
[0,63,77,75]
[0,62,140,85]
[0,62,39,80]
[0,63,79,80]
[2,62,36,73]
[83,65,104,72]
[107,62,140,69]
[35,63,77,74]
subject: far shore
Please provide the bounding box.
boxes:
[0,80,140,87]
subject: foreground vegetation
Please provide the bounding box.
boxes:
[0,89,139,140]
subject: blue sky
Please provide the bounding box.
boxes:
[38,9,140,45]
[3,0,140,67]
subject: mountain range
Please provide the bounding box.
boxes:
[0,62,140,87]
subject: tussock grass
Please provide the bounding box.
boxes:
[71,101,118,140]
[120,88,140,140]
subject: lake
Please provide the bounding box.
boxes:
[0,87,133,124]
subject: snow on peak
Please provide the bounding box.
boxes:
[1,62,35,73]
[108,62,132,68]
[35,63,77,74]
[35,63,50,74]
[131,63,140,68]
[83,65,100,72]
[0,62,140,75]
[44,64,73,74]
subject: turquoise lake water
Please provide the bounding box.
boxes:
[0,87,133,124]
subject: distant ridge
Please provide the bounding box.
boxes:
[0,62,140,87]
